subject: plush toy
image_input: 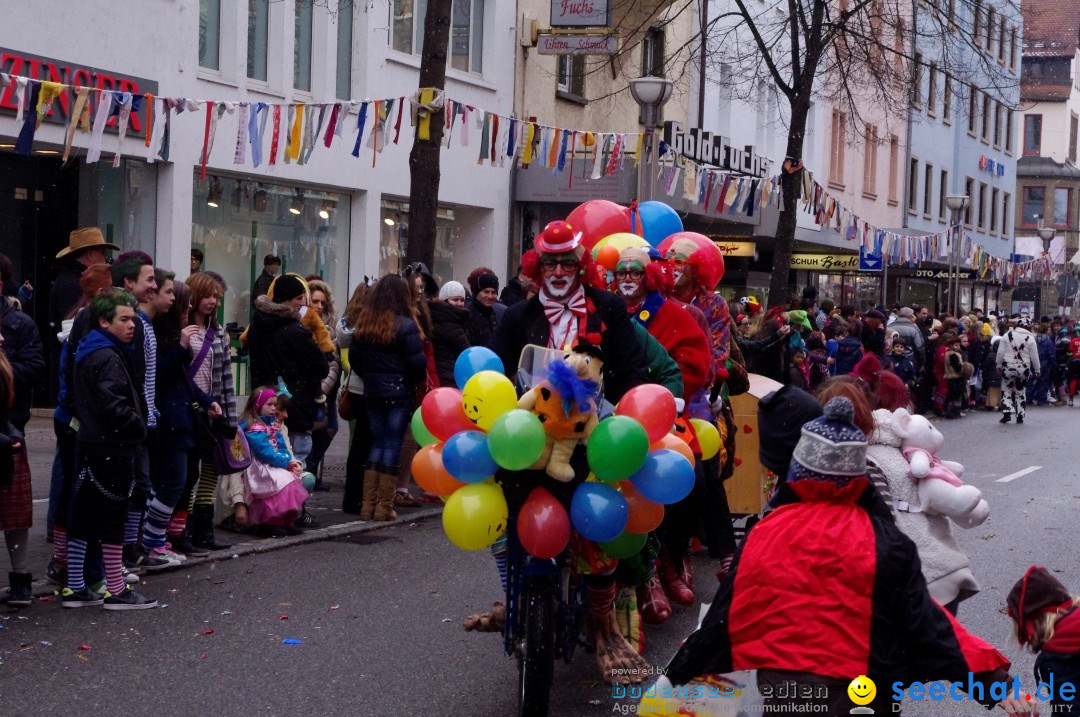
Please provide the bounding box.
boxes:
[517,343,604,482]
[891,408,990,527]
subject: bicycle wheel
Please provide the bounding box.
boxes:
[517,575,555,717]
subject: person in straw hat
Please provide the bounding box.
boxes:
[49,228,118,334]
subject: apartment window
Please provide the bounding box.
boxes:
[1024,115,1043,155]
[336,0,354,100]
[993,102,1002,147]
[392,0,418,53]
[451,0,485,73]
[924,163,934,216]
[973,0,983,46]
[938,169,949,221]
[1002,192,1011,237]
[943,77,953,122]
[981,94,991,141]
[977,182,987,230]
[1010,27,1018,69]
[967,85,978,134]
[986,8,995,54]
[247,0,269,81]
[1070,112,1078,162]
[294,0,313,91]
[964,177,975,226]
[990,187,999,234]
[908,158,919,213]
[927,62,938,115]
[1055,187,1072,228]
[888,135,900,203]
[998,22,1007,62]
[199,0,221,71]
[947,0,956,25]
[830,110,846,186]
[1005,109,1014,153]
[862,126,878,196]
[912,52,923,107]
[557,55,585,98]
[1022,186,1045,226]
[642,27,665,77]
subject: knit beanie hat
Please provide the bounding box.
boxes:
[1007,566,1074,645]
[758,386,824,476]
[439,280,466,301]
[476,272,499,293]
[786,397,867,487]
[272,274,306,303]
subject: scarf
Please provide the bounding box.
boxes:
[540,286,587,350]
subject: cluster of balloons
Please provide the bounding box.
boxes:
[565,199,688,271]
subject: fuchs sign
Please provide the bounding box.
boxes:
[0,48,159,135]
[537,34,618,55]
[663,122,769,178]
[550,0,611,27]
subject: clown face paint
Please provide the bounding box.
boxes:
[540,252,582,302]
[665,237,699,298]
[614,259,646,305]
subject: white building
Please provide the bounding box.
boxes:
[0,0,515,333]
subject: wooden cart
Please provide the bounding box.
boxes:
[724,373,785,519]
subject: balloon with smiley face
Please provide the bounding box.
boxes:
[461,370,518,432]
[442,482,508,551]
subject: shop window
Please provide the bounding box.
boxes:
[336,0,354,100]
[1054,187,1071,228]
[247,0,270,81]
[379,200,456,282]
[78,160,158,259]
[190,173,350,330]
[200,0,221,71]
[1022,185,1045,227]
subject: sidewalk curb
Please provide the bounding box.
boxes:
[22,507,444,599]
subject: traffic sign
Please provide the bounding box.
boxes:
[859,247,883,272]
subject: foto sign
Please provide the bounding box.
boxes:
[550,0,611,27]
[537,34,618,55]
[790,253,860,271]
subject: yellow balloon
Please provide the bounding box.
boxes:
[462,370,518,432]
[442,483,508,551]
[690,418,721,461]
[593,232,650,258]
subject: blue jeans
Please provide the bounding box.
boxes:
[152,447,191,512]
[290,431,313,467]
[365,397,413,472]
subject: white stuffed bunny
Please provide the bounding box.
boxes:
[890,408,990,527]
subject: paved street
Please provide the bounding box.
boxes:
[2,405,1078,716]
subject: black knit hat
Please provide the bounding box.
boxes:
[272,274,306,303]
[758,385,824,476]
[476,272,499,293]
[1007,566,1073,645]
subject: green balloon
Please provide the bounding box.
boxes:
[600,531,647,559]
[587,415,649,482]
[411,407,437,447]
[488,409,546,471]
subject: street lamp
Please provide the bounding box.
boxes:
[944,194,970,317]
[629,76,674,204]
[1038,222,1056,318]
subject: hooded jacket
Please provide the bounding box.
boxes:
[890,316,925,369]
[996,327,1040,376]
[0,297,45,432]
[351,315,428,400]
[73,328,147,456]
[246,296,329,433]
[664,476,1010,710]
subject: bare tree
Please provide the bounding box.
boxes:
[697,0,1020,307]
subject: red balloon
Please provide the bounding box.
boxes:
[621,482,664,534]
[421,388,476,442]
[517,487,571,559]
[595,244,620,271]
[651,433,695,465]
[566,200,632,251]
[616,384,677,443]
[412,444,467,496]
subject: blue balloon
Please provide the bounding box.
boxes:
[442,431,499,483]
[630,449,696,504]
[454,346,505,389]
[570,483,628,543]
[633,201,683,248]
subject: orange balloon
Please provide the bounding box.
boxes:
[412,444,467,496]
[651,433,695,465]
[595,244,620,271]
[620,481,665,534]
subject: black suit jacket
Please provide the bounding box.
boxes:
[487,287,648,403]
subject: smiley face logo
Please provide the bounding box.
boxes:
[847,675,876,709]
[462,394,483,424]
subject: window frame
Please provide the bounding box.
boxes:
[993,101,1002,148]
[1024,114,1043,156]
[863,124,878,197]
[335,0,354,100]
[247,0,270,82]
[1005,108,1014,154]
[1002,191,1011,238]
[938,168,949,223]
[964,176,975,227]
[1070,112,1079,162]
[293,0,314,93]
[990,187,999,234]
[912,52,923,108]
[829,109,847,188]
[943,76,953,123]
[450,0,485,74]
[1054,187,1072,229]
[908,157,919,214]
[967,84,978,136]
[927,62,938,116]
[1021,185,1046,228]
[923,162,934,218]
[556,54,586,100]
[972,0,983,47]
[977,182,987,231]
[199,0,222,72]
[888,135,900,205]
[981,93,992,142]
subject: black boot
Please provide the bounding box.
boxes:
[190,506,232,551]
[170,528,210,556]
[1000,412,1011,424]
[2,571,33,607]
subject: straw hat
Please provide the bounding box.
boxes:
[56,227,119,259]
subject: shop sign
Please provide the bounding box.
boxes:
[910,267,977,280]
[711,240,756,257]
[978,155,1006,177]
[790,253,859,271]
[662,122,769,178]
[550,0,611,27]
[537,34,618,55]
[0,48,158,135]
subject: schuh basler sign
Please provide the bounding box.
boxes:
[551,0,611,27]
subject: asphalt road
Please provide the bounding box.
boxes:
[2,404,1078,716]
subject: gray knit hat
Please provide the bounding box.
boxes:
[787,397,867,487]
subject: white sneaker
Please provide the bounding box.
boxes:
[163,543,188,562]
[123,566,140,585]
[148,548,183,568]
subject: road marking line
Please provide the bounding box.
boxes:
[996,466,1042,483]
[32,498,48,504]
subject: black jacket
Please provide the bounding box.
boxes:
[247,297,329,433]
[48,259,86,332]
[73,330,147,457]
[429,301,470,388]
[488,287,648,404]
[0,377,22,486]
[737,330,788,382]
[499,278,527,307]
[251,269,276,309]
[465,301,506,347]
[352,316,427,400]
[63,307,147,424]
[155,341,214,450]
[0,297,45,432]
